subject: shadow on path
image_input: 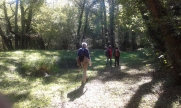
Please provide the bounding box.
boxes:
[125,69,181,108]
[97,60,181,108]
[67,84,87,101]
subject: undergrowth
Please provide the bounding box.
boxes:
[0,49,105,107]
[1,49,179,108]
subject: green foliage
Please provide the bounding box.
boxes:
[1,49,181,107]
[0,0,147,50]
[20,56,59,77]
[0,49,107,107]
[33,2,78,49]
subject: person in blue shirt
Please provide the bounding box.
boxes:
[76,42,91,84]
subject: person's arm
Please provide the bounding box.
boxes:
[86,49,90,59]
[87,49,92,66]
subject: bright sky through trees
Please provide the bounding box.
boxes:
[5,0,69,5]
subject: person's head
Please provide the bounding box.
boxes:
[82,42,87,48]
[115,47,118,50]
[108,45,112,48]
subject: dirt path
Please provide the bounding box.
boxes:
[57,60,159,108]
[50,59,181,108]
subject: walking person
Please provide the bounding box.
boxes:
[76,42,91,85]
[113,47,120,66]
[105,45,112,66]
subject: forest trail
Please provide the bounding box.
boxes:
[48,55,181,108]
[54,59,164,108]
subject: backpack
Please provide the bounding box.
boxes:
[106,49,110,57]
[115,51,119,57]
[79,48,85,62]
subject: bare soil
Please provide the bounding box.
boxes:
[54,60,181,108]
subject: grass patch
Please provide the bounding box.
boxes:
[0,49,108,107]
[0,49,159,107]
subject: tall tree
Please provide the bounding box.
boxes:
[141,0,181,81]
[109,0,115,47]
[76,0,86,48]
[15,0,19,49]
[137,1,165,52]
[0,26,13,50]
[100,0,107,47]
[82,0,97,42]
[0,1,13,50]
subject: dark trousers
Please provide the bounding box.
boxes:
[106,57,112,65]
[115,57,119,66]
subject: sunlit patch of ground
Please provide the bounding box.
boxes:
[53,61,163,108]
[121,65,127,69]
[1,50,180,108]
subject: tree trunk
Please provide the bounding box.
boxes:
[138,4,165,52]
[109,0,115,48]
[2,2,13,50]
[142,0,181,80]
[20,1,26,49]
[100,0,106,48]
[0,27,13,50]
[24,5,33,49]
[3,2,12,34]
[82,7,89,42]
[131,31,137,51]
[122,31,129,51]
[102,0,108,47]
[82,0,97,43]
[76,0,86,48]
[15,0,19,49]
[38,37,45,50]
[26,7,33,33]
